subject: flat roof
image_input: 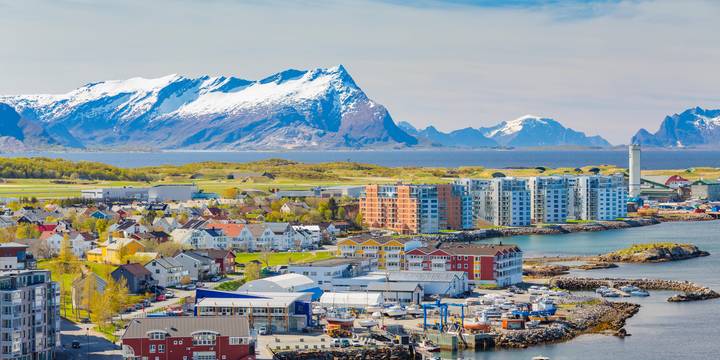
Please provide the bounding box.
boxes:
[289,258,363,267]
[197,297,296,308]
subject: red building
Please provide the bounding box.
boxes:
[197,248,237,274]
[121,316,255,360]
[405,244,523,286]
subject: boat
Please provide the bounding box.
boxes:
[630,290,650,297]
[406,305,424,316]
[601,290,620,298]
[479,306,502,319]
[620,285,640,293]
[325,310,355,326]
[312,307,326,315]
[532,356,550,360]
[371,311,383,319]
[595,286,610,294]
[418,339,440,352]
[358,319,378,328]
[463,318,491,331]
[383,305,407,317]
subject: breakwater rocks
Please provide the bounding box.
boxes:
[272,346,412,360]
[439,218,660,242]
[550,277,720,302]
[598,243,710,263]
[494,301,640,348]
[523,264,570,277]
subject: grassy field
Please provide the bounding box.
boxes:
[235,250,335,266]
[0,156,717,199]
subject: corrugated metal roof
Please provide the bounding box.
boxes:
[387,271,465,282]
[319,292,383,307]
[123,316,250,339]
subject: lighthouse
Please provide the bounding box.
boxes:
[629,144,641,198]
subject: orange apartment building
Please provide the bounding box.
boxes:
[360,184,472,234]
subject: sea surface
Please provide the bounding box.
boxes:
[456,221,720,360]
[4,149,720,169]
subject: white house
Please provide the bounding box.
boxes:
[292,225,321,249]
[45,232,95,258]
[246,224,278,251]
[152,217,180,233]
[170,228,228,249]
[144,257,188,288]
[109,219,149,238]
[173,251,219,281]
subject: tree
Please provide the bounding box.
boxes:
[89,291,112,325]
[58,233,76,264]
[222,187,239,199]
[95,219,109,234]
[337,207,346,220]
[156,241,185,257]
[80,275,97,311]
[0,228,14,243]
[354,213,364,227]
[107,276,130,316]
[15,223,40,239]
[244,262,261,282]
[327,197,339,218]
[180,275,192,285]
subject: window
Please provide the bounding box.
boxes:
[229,337,242,345]
[192,332,217,346]
[149,344,156,353]
[148,331,166,340]
[158,345,164,353]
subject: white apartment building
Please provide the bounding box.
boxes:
[570,174,628,221]
[528,176,570,224]
[472,178,531,227]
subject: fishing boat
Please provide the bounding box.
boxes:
[463,318,491,332]
[383,304,407,317]
[325,309,355,326]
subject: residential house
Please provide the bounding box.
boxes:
[71,273,108,310]
[45,231,96,258]
[0,242,35,270]
[196,248,236,275]
[152,216,180,233]
[174,251,219,281]
[171,228,228,249]
[207,223,255,251]
[144,257,188,288]
[109,219,149,238]
[280,202,310,215]
[111,263,156,294]
[245,224,276,251]
[86,237,145,265]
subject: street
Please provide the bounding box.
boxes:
[57,320,122,360]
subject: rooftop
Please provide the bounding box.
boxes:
[123,316,250,339]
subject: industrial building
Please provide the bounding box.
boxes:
[237,273,322,300]
[194,289,312,333]
[81,184,206,202]
[287,258,372,290]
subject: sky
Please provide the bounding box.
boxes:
[1,0,719,144]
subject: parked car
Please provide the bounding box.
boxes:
[211,276,221,282]
[133,304,143,310]
[71,340,81,349]
[258,326,270,335]
[156,294,166,302]
[351,339,363,347]
[80,317,91,324]
[330,339,351,348]
[184,284,196,290]
[142,299,152,307]
[164,291,175,298]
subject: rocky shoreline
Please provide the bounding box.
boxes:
[494,301,640,348]
[272,346,412,360]
[598,243,710,263]
[550,277,720,302]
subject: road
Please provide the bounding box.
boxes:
[57,320,122,360]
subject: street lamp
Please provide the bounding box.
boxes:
[86,327,90,360]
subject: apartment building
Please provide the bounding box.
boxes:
[404,244,523,286]
[470,178,531,227]
[528,176,570,224]
[360,184,473,234]
[0,270,61,359]
[336,237,421,271]
[570,174,628,221]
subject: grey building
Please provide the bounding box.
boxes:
[691,180,720,201]
[0,270,61,359]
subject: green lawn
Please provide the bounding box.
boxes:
[234,251,334,266]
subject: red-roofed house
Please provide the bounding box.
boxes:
[665,175,690,189]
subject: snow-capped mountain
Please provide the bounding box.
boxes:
[479,115,611,147]
[631,107,720,147]
[0,65,417,150]
[398,122,498,147]
[0,103,66,150]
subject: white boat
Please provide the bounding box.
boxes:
[406,305,424,316]
[499,300,515,310]
[418,339,440,352]
[371,311,383,319]
[630,290,650,297]
[620,285,639,293]
[601,290,620,298]
[312,307,326,315]
[595,286,610,294]
[358,319,378,328]
[480,306,502,319]
[532,356,550,360]
[383,305,407,317]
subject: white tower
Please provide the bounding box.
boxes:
[629,144,641,198]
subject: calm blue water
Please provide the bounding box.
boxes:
[459,221,720,360]
[4,149,720,169]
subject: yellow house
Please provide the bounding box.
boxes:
[337,238,407,271]
[86,237,145,265]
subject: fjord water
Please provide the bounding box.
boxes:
[7,149,720,168]
[465,221,720,360]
